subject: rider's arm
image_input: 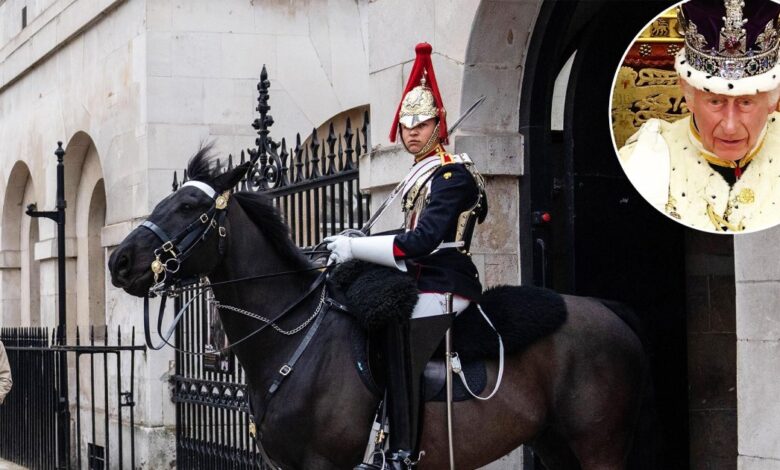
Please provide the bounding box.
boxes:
[326,164,478,269]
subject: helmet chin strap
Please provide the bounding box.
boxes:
[401,121,441,159]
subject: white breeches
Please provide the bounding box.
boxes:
[411,293,470,319]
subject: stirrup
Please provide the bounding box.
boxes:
[387,449,424,469]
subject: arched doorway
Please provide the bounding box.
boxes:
[70,135,107,334]
[520,1,691,468]
[1,161,40,327]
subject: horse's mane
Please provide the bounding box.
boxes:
[186,143,217,183]
[186,144,312,270]
[231,192,312,270]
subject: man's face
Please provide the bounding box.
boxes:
[400,119,436,154]
[686,86,776,161]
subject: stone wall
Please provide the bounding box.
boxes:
[735,226,780,468]
[0,0,371,466]
[685,231,736,469]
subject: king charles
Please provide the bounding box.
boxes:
[619,0,780,233]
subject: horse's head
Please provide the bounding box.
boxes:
[109,146,250,297]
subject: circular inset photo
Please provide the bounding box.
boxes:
[610,0,780,234]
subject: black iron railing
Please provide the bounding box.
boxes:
[0,327,58,468]
[0,327,144,469]
[172,288,260,468]
[172,66,371,248]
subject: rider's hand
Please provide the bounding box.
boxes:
[323,235,353,265]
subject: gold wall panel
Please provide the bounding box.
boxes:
[612,67,689,148]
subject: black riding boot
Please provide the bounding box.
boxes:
[385,314,452,469]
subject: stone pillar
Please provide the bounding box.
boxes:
[685,231,736,468]
[34,237,77,332]
[735,226,780,468]
[103,227,178,469]
[0,250,21,326]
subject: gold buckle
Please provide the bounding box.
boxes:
[215,191,230,210]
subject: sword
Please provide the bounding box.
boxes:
[359,96,487,234]
[446,95,485,137]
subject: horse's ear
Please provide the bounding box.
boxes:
[212,162,252,192]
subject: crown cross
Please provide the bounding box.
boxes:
[719,0,748,56]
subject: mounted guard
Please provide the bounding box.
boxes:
[110,56,648,470]
[325,42,488,469]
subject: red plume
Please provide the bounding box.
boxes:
[389,42,449,144]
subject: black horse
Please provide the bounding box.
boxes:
[109,149,646,470]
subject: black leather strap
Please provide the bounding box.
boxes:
[141,221,172,245]
[266,297,333,398]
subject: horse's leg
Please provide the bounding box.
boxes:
[416,350,550,469]
[562,375,638,470]
[555,297,645,470]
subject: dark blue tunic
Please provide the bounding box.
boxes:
[393,162,483,301]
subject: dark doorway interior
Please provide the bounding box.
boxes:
[520,1,689,468]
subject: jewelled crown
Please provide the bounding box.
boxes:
[675,0,780,95]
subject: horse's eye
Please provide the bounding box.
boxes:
[182,203,193,211]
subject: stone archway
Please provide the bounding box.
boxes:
[455,0,543,290]
[0,161,40,327]
[71,135,106,334]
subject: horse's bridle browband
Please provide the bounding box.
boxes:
[141,181,231,289]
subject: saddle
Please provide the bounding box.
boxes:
[329,261,568,402]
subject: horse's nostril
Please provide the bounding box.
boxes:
[109,246,135,288]
[116,254,130,273]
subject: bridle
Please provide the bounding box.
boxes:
[139,179,336,356]
[141,180,231,290]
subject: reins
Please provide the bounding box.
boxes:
[142,269,331,355]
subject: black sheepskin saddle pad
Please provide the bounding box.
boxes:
[329,261,568,360]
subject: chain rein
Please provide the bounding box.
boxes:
[212,285,328,336]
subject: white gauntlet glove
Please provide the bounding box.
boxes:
[323,234,406,271]
[324,235,353,265]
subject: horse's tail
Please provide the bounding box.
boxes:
[598,299,666,469]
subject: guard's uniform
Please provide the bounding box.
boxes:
[394,151,484,302]
[327,42,487,470]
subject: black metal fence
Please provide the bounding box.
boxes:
[173,289,261,468]
[0,328,58,469]
[171,66,371,467]
[0,327,144,469]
